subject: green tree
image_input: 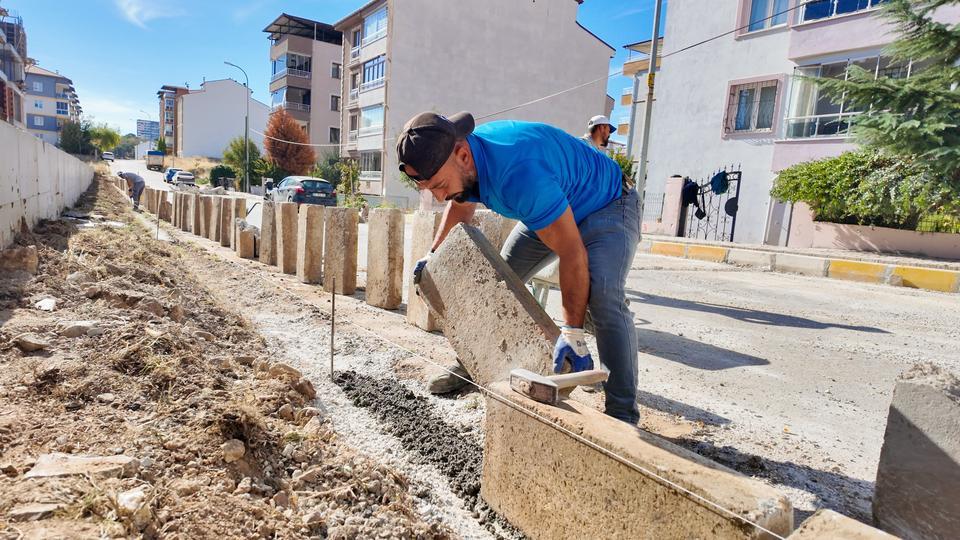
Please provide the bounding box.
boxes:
[114,133,139,159]
[310,149,342,187]
[222,136,261,185]
[60,120,93,154]
[156,137,168,155]
[336,158,365,207]
[89,125,120,156]
[813,0,960,183]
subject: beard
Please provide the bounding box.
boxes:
[448,167,478,203]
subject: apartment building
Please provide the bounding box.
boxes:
[136,119,159,142]
[642,0,960,245]
[0,8,25,127]
[156,84,188,151]
[263,13,343,150]
[24,64,81,145]
[335,0,615,208]
[174,78,269,158]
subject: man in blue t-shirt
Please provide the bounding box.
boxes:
[398,111,641,425]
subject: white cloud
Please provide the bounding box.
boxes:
[115,0,183,28]
[232,0,270,22]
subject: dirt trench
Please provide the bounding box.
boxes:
[0,176,452,539]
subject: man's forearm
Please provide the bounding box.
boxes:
[558,249,590,328]
[431,200,476,252]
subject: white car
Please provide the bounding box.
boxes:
[101,151,114,162]
[172,171,196,186]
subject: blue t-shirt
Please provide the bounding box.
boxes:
[465,121,621,230]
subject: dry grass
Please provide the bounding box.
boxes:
[163,156,221,181]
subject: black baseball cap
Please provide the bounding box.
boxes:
[396,111,475,182]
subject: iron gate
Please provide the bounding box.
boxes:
[680,165,742,242]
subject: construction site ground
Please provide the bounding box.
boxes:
[3,173,959,537]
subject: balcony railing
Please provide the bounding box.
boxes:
[347,130,358,142]
[361,29,386,47]
[358,125,383,137]
[349,46,361,65]
[348,88,359,102]
[360,170,383,181]
[271,68,311,82]
[359,78,384,93]
[284,101,311,112]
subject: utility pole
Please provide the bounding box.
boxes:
[225,61,250,193]
[636,0,663,210]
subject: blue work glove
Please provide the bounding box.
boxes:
[552,326,594,374]
[412,254,430,288]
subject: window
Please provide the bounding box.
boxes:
[56,101,68,115]
[349,113,359,131]
[329,127,341,144]
[362,8,388,45]
[331,95,340,112]
[361,55,386,91]
[785,55,911,138]
[32,81,42,92]
[33,116,43,126]
[747,0,789,31]
[801,0,887,23]
[353,28,362,48]
[331,63,342,79]
[725,80,779,133]
[360,150,382,180]
[165,98,174,110]
[33,100,42,110]
[359,104,384,135]
[272,53,312,78]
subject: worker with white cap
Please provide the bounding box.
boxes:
[582,115,616,150]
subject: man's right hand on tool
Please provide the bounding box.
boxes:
[552,326,594,374]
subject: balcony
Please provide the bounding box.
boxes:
[348,88,359,103]
[359,78,384,93]
[345,130,358,150]
[358,124,383,137]
[349,46,361,64]
[273,101,311,112]
[360,170,383,181]
[361,29,386,48]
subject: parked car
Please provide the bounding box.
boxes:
[172,171,196,186]
[163,167,182,183]
[268,176,337,206]
[101,152,114,162]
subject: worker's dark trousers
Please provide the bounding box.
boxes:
[131,181,145,210]
[500,189,641,424]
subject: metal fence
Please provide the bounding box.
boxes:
[681,164,742,242]
[642,191,665,222]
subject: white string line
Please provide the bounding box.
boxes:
[331,306,787,540]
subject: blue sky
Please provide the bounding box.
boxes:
[8,0,664,141]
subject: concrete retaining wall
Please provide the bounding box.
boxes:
[0,120,94,248]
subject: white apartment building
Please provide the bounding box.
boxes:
[174,79,270,158]
[335,0,616,208]
[639,0,960,245]
[263,14,343,151]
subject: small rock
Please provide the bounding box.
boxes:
[272,490,290,507]
[268,363,302,381]
[96,393,115,403]
[277,403,295,421]
[66,271,92,284]
[222,439,245,463]
[281,443,296,458]
[116,485,152,530]
[140,457,154,468]
[1,463,17,476]
[303,510,324,525]
[163,439,183,451]
[171,478,201,496]
[167,304,185,323]
[302,416,324,436]
[83,285,101,299]
[234,355,256,366]
[298,407,322,421]
[61,320,98,338]
[138,298,165,317]
[234,476,253,495]
[293,378,316,400]
[194,330,216,341]
[35,298,58,311]
[8,502,64,522]
[86,326,105,337]
[14,333,49,352]
[25,453,139,479]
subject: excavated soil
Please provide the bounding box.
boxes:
[0,176,449,539]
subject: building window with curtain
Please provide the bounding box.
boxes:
[746,0,789,32]
[359,104,384,136]
[330,127,340,144]
[784,55,911,138]
[724,80,779,133]
[360,150,382,180]
[362,8,388,46]
[801,0,888,23]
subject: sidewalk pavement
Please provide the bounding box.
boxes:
[640,234,960,294]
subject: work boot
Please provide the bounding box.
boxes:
[427,362,472,394]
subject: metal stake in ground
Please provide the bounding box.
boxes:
[330,277,335,381]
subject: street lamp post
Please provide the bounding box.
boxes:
[225,61,250,193]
